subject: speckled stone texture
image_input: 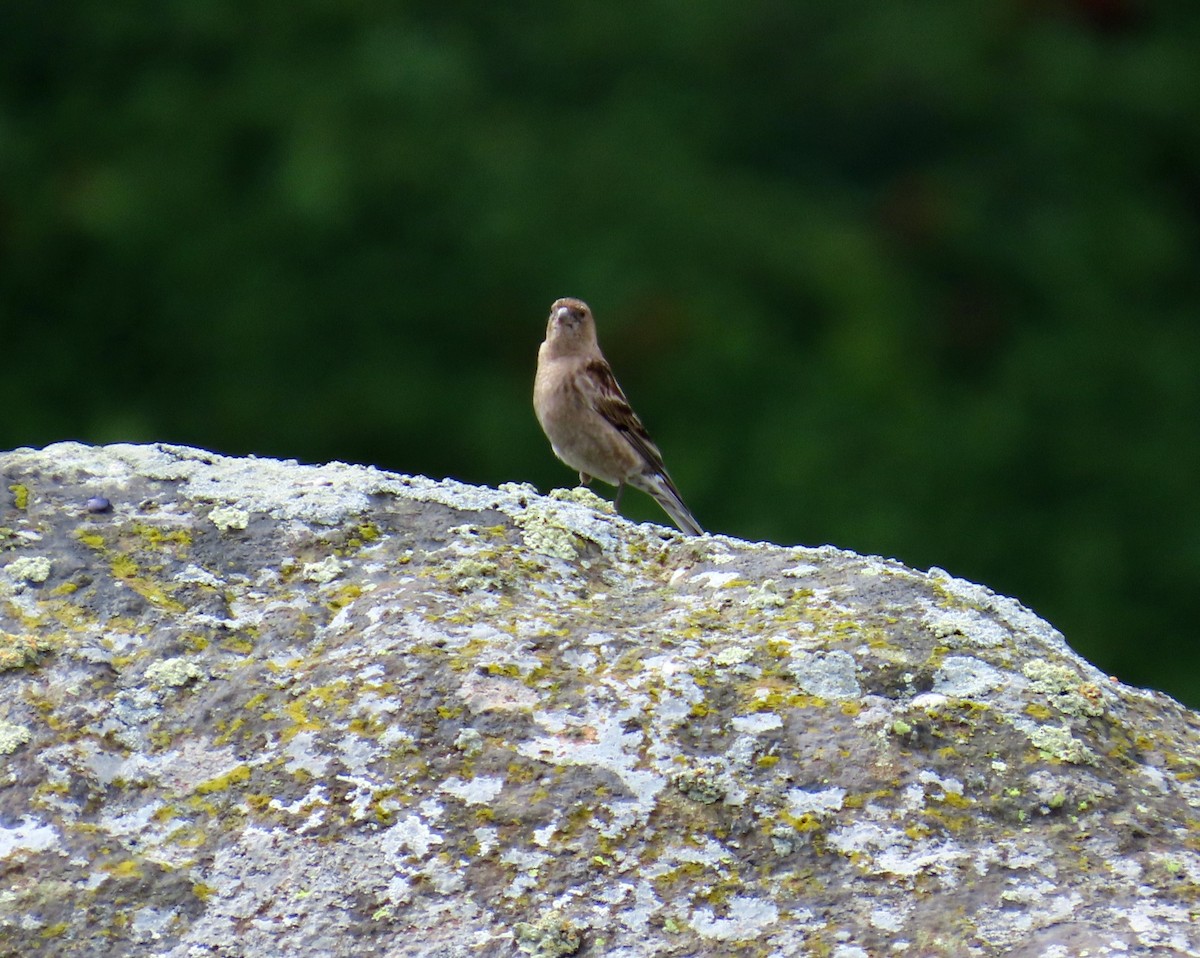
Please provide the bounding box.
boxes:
[2,442,1199,958]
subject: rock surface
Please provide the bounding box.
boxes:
[2,442,1200,957]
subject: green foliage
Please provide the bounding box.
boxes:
[2,2,1198,700]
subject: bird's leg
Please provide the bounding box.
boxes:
[613,482,625,511]
[578,472,592,487]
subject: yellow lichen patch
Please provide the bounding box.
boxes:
[40,599,90,632]
[326,584,363,611]
[344,523,382,550]
[281,700,322,739]
[923,807,972,833]
[151,804,181,824]
[102,860,145,880]
[347,715,386,736]
[841,789,897,810]
[75,530,106,549]
[213,716,246,746]
[194,764,252,795]
[369,801,395,826]
[106,555,188,612]
[111,554,139,579]
[192,882,218,902]
[168,823,212,846]
[131,522,193,551]
[651,860,708,893]
[782,812,824,833]
[39,923,69,939]
[244,794,275,813]
[448,638,489,672]
[747,687,828,713]
[764,637,794,659]
[505,762,538,784]
[9,484,30,510]
[148,729,174,748]
[220,634,255,655]
[1025,703,1054,720]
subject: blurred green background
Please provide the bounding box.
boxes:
[3,2,1198,702]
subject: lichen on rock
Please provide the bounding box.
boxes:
[1,441,1199,957]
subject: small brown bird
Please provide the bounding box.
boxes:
[534,297,703,536]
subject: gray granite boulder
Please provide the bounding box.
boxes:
[2,442,1198,957]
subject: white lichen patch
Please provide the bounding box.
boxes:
[791,649,860,699]
[440,775,504,805]
[515,502,584,560]
[689,896,779,942]
[208,505,250,531]
[933,655,1005,699]
[787,786,847,816]
[302,556,345,583]
[453,728,484,756]
[1024,658,1106,716]
[869,904,908,932]
[829,821,969,886]
[458,673,540,714]
[144,657,204,689]
[731,712,783,734]
[447,556,502,591]
[501,846,552,898]
[0,816,58,856]
[175,564,226,587]
[98,803,162,838]
[691,571,745,589]
[519,713,664,819]
[745,579,786,609]
[283,731,330,777]
[917,769,965,799]
[0,720,32,754]
[5,556,52,584]
[781,562,820,578]
[714,645,754,667]
[1026,723,1098,765]
[909,692,949,712]
[547,485,613,513]
[381,813,445,859]
[922,605,1011,648]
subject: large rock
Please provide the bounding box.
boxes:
[1,442,1198,957]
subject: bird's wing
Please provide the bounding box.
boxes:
[583,358,669,475]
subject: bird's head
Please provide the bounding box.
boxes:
[544,297,598,355]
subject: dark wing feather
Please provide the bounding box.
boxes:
[584,358,670,476]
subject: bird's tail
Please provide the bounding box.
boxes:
[631,472,704,536]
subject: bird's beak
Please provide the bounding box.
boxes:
[551,306,571,326]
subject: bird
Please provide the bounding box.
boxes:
[533,297,703,536]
